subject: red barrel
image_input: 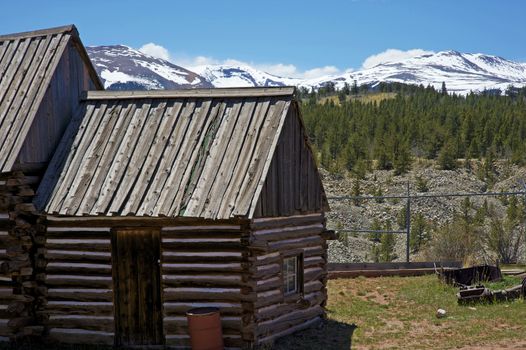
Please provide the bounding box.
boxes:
[186,307,224,350]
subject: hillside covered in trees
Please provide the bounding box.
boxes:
[299,83,526,175]
[298,83,526,264]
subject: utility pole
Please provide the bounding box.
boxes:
[406,182,411,263]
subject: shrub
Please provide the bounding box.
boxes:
[415,176,429,192]
[425,216,481,263]
[484,202,525,264]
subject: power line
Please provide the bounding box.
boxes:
[336,229,405,234]
[328,190,526,201]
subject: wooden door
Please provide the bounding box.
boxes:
[112,228,163,346]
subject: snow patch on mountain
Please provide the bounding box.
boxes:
[87,45,212,90]
[100,69,157,90]
[314,51,526,94]
[191,64,303,88]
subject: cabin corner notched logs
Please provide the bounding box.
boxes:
[1,24,331,349]
[0,25,102,341]
[0,171,46,341]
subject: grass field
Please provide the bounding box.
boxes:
[275,274,525,350]
[317,92,397,106]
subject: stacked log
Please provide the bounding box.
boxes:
[0,170,43,341]
[41,224,114,345]
[249,213,327,346]
[161,223,251,349]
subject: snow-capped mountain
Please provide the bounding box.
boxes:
[86,46,526,94]
[191,64,302,88]
[318,50,526,94]
[87,45,212,90]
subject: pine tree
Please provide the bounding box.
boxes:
[368,219,382,242]
[351,80,359,95]
[394,142,412,175]
[341,82,351,95]
[410,213,429,252]
[374,186,385,203]
[351,179,362,206]
[441,81,447,96]
[397,207,407,229]
[379,221,396,262]
[438,142,457,170]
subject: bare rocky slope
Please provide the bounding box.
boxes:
[323,159,526,263]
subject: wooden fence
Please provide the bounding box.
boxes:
[327,261,462,279]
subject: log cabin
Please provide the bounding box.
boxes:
[0,24,332,350]
[33,87,331,348]
[0,25,102,341]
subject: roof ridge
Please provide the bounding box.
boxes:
[82,87,297,100]
[0,25,77,41]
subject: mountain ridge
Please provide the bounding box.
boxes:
[86,46,526,94]
[87,45,212,90]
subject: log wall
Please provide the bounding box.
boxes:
[249,213,327,346]
[161,223,251,349]
[39,217,254,348]
[35,214,328,348]
[0,170,44,341]
[0,174,12,341]
[41,222,114,345]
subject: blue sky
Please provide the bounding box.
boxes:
[1,0,525,78]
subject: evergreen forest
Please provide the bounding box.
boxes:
[299,83,526,175]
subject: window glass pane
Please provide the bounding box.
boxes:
[289,257,296,274]
[288,276,296,293]
[283,256,300,294]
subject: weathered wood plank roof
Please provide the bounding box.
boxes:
[0,25,102,173]
[35,88,305,219]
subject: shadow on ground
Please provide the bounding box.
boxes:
[0,341,111,350]
[272,319,357,350]
[0,320,356,350]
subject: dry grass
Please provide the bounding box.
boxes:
[274,275,525,349]
[318,92,397,106]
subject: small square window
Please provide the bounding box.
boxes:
[283,255,301,295]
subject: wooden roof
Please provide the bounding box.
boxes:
[0,25,102,173]
[35,87,320,219]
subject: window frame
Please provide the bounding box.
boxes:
[281,249,304,299]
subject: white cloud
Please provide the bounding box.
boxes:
[362,49,435,69]
[302,66,341,79]
[176,56,342,80]
[137,43,348,80]
[139,43,171,61]
[256,63,299,78]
